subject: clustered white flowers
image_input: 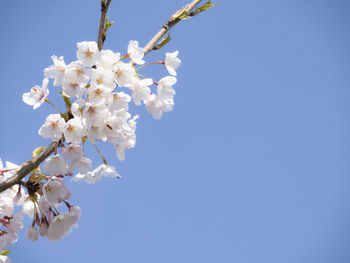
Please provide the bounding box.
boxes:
[0,40,180,261]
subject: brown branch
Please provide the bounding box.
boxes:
[143,0,202,56]
[0,140,61,194]
[97,0,112,51]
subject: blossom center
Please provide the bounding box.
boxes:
[84,49,93,58]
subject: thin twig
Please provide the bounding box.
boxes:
[0,140,62,194]
[143,0,202,56]
[97,0,112,51]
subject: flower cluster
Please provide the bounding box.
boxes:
[24,40,180,166]
[0,159,82,261]
[0,40,180,261]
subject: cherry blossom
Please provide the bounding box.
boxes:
[47,213,78,241]
[76,41,99,67]
[26,227,39,241]
[22,78,49,110]
[64,117,86,144]
[38,114,66,142]
[43,154,68,176]
[42,179,71,206]
[128,40,145,65]
[44,55,66,86]
[164,51,181,76]
[127,78,152,105]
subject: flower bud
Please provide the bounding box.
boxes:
[26,226,39,241]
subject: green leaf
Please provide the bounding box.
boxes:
[193,0,217,15]
[104,17,114,34]
[153,34,171,50]
[32,146,45,159]
[170,8,191,21]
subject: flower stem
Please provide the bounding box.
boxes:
[93,144,107,165]
[136,61,163,71]
[45,99,64,116]
[136,73,150,79]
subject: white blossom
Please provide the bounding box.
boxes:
[64,117,86,144]
[145,94,164,119]
[127,78,152,105]
[71,98,85,118]
[70,156,92,174]
[86,85,112,105]
[22,198,35,218]
[109,92,131,112]
[83,99,109,128]
[62,63,89,98]
[26,227,38,241]
[38,114,66,142]
[76,41,99,67]
[96,49,120,69]
[164,51,181,76]
[43,179,71,206]
[93,164,120,178]
[4,213,23,234]
[0,196,14,219]
[44,55,66,86]
[0,255,10,263]
[0,232,17,250]
[63,144,84,162]
[47,213,78,241]
[22,78,49,110]
[90,66,116,90]
[127,40,145,65]
[38,195,51,214]
[113,62,135,87]
[72,171,100,184]
[43,154,68,176]
[39,221,49,237]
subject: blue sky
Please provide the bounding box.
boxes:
[1,0,350,262]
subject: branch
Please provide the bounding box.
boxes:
[0,140,61,194]
[97,0,112,51]
[143,0,202,56]
[0,0,210,194]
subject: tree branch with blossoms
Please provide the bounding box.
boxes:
[0,0,216,261]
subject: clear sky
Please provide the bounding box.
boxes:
[1,0,350,262]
